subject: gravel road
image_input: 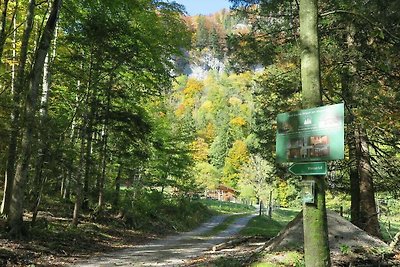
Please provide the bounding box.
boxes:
[74,213,256,267]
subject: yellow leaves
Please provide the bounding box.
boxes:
[183,79,204,97]
[200,100,213,112]
[175,98,195,117]
[191,138,209,162]
[230,116,247,127]
[277,180,289,208]
[198,123,215,142]
[175,78,203,117]
[226,140,249,169]
[175,104,185,116]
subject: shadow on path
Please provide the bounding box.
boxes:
[74,214,256,267]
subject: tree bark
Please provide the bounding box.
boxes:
[97,82,111,212]
[356,127,381,238]
[267,190,273,219]
[1,0,35,216]
[8,0,62,236]
[72,130,85,227]
[0,0,10,61]
[299,0,331,265]
[31,51,51,226]
[82,93,94,211]
[113,165,122,209]
[31,21,58,225]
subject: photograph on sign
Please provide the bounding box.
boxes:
[276,103,344,163]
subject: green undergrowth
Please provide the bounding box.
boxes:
[240,215,282,238]
[252,251,304,267]
[119,191,214,233]
[241,208,300,238]
[380,215,400,243]
[200,199,255,214]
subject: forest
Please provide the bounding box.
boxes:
[0,0,399,265]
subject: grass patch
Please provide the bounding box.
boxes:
[201,199,255,214]
[241,208,300,238]
[380,215,400,242]
[240,215,282,238]
[271,208,300,225]
[252,251,304,267]
[202,214,246,237]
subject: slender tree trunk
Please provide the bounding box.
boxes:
[8,0,62,237]
[82,61,95,211]
[299,0,331,265]
[342,69,361,226]
[97,83,111,211]
[97,135,107,211]
[82,100,94,211]
[62,166,72,199]
[1,0,35,216]
[11,14,16,93]
[268,190,273,219]
[113,165,122,209]
[0,0,10,61]
[356,128,381,238]
[31,21,58,225]
[31,52,51,226]
[342,19,362,227]
[72,130,85,227]
[349,137,360,225]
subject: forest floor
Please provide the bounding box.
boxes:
[1,210,400,266]
[0,213,256,266]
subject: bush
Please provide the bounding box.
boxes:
[120,190,213,233]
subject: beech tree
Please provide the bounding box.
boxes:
[8,0,62,237]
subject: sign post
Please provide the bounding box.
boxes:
[289,162,327,176]
[282,0,338,265]
[276,103,344,163]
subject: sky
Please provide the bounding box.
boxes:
[173,0,232,16]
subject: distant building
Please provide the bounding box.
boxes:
[207,185,238,202]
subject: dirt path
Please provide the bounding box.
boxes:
[73,214,256,266]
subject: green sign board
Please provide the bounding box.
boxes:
[276,103,344,163]
[289,162,327,176]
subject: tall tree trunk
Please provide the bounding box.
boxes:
[1,0,35,216]
[342,17,380,237]
[342,19,362,227]
[97,83,111,212]
[299,0,331,266]
[349,133,361,225]
[0,0,10,61]
[31,21,58,225]
[31,52,51,226]
[267,190,273,219]
[113,165,122,209]
[72,130,85,227]
[82,97,94,211]
[82,59,95,211]
[8,0,62,237]
[356,127,381,238]
[97,130,107,212]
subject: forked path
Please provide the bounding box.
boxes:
[74,214,256,266]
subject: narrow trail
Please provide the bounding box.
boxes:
[74,213,256,267]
